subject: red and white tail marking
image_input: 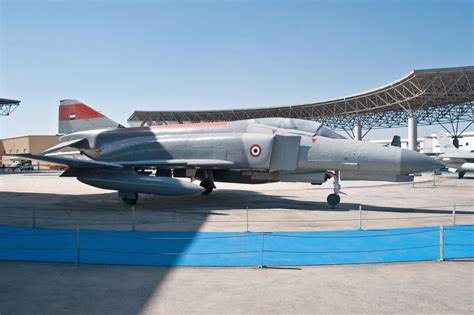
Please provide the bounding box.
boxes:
[59,100,107,121]
[58,99,120,134]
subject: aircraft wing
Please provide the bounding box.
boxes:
[12,154,124,169]
[115,159,235,168]
[12,154,234,169]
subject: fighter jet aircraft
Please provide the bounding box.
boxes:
[16,100,443,206]
[437,132,474,178]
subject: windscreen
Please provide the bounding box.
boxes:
[254,118,321,133]
[315,126,346,139]
[254,118,346,139]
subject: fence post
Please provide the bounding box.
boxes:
[358,205,362,230]
[439,225,444,262]
[132,205,136,232]
[432,172,436,186]
[76,228,81,266]
[412,178,415,188]
[32,210,36,228]
[259,231,265,268]
[246,207,249,232]
[452,204,456,226]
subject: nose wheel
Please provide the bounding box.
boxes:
[327,170,341,208]
[327,193,341,207]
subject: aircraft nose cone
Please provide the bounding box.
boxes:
[400,150,444,174]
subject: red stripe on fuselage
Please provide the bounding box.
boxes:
[117,121,228,132]
[59,104,107,121]
[150,122,228,129]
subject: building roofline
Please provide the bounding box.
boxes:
[127,65,474,122]
[0,135,59,141]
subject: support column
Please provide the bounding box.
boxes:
[354,116,362,141]
[407,110,417,151]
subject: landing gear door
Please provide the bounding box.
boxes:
[269,135,301,172]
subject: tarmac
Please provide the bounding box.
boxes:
[0,171,473,314]
[1,260,473,314]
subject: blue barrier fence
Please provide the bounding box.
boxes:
[0,225,472,266]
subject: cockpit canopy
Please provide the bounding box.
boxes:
[253,118,346,139]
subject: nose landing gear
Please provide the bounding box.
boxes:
[327,170,341,208]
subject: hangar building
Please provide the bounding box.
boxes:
[0,135,60,169]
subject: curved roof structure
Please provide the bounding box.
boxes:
[128,66,474,130]
[0,98,21,116]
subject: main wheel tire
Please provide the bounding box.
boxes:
[200,180,214,195]
[327,193,341,207]
[122,194,138,205]
[458,171,465,179]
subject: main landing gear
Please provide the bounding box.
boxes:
[200,170,216,195]
[326,170,341,208]
[458,171,465,179]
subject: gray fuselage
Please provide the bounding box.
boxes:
[60,118,441,184]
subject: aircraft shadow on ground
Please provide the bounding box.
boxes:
[0,188,210,315]
[0,261,173,315]
[1,189,472,226]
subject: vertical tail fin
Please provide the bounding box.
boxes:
[437,131,457,153]
[390,135,401,147]
[58,99,121,134]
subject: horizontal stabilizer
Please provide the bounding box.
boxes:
[45,151,82,157]
[41,138,87,154]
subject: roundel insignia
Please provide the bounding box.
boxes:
[249,144,262,157]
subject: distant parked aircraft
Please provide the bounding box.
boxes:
[437,132,474,178]
[1,159,33,172]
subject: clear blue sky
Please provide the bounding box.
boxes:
[1,0,473,139]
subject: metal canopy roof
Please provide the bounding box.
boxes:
[0,98,21,116]
[128,66,474,129]
[0,98,20,105]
